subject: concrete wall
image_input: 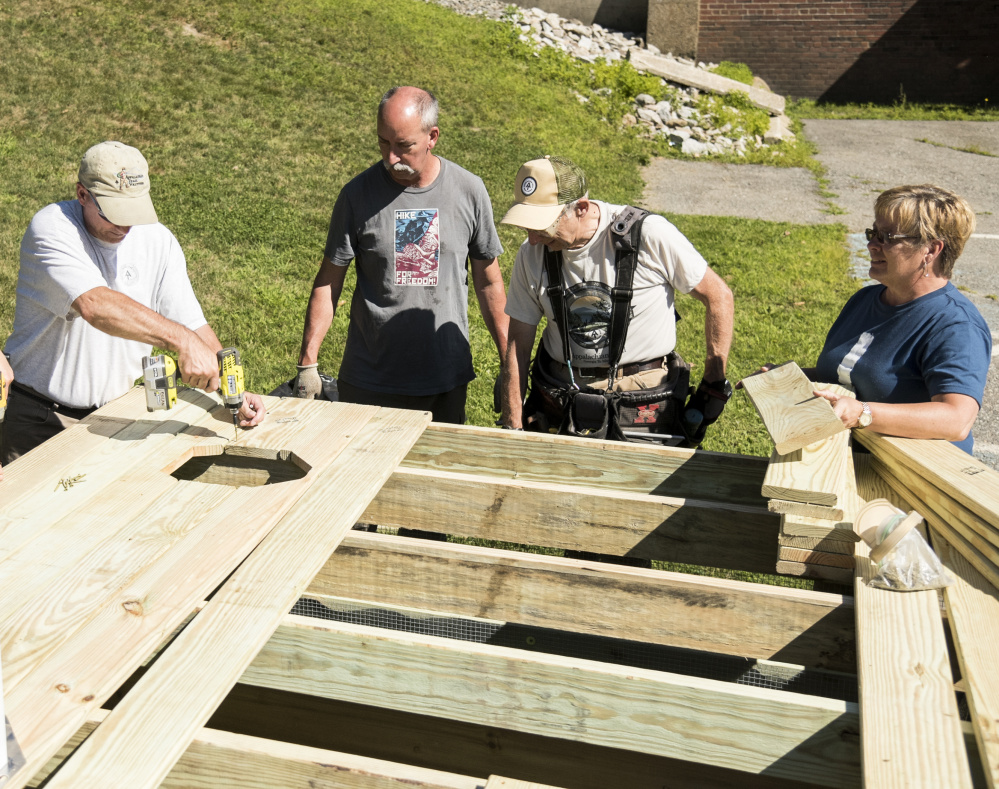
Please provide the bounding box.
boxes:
[695,0,997,103]
[507,0,648,34]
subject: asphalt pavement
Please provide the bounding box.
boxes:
[641,119,999,468]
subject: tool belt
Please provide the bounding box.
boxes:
[526,345,690,442]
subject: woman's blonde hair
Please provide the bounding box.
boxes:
[875,185,976,277]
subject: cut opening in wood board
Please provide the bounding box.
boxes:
[165,446,311,487]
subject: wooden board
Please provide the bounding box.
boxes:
[778,534,857,555]
[42,408,430,789]
[775,561,853,585]
[933,532,999,788]
[739,362,846,455]
[313,532,857,672]
[853,454,973,788]
[778,547,855,570]
[0,389,430,789]
[244,617,862,788]
[762,432,852,507]
[362,467,779,574]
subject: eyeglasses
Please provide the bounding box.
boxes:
[865,227,918,245]
[86,190,111,223]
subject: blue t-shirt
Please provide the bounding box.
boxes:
[814,282,991,454]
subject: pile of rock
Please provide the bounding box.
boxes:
[425,0,793,157]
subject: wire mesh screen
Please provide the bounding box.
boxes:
[290,596,859,704]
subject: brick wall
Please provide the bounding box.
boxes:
[696,0,997,103]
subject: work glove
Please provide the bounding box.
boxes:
[294,363,323,399]
[680,377,733,448]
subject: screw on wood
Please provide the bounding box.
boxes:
[54,473,86,492]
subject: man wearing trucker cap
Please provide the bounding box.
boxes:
[1,140,265,465]
[498,155,734,444]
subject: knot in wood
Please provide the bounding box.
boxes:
[122,600,144,616]
[56,684,70,693]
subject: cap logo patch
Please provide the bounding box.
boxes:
[521,177,537,197]
[116,167,146,192]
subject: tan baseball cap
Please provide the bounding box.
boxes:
[78,141,158,227]
[500,155,587,230]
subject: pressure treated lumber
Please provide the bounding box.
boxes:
[775,561,853,586]
[933,532,999,788]
[873,460,999,592]
[312,532,857,672]
[212,684,826,789]
[31,710,484,789]
[778,534,857,555]
[778,547,854,570]
[362,466,779,573]
[779,512,860,542]
[769,498,846,521]
[403,423,768,507]
[243,618,861,787]
[762,431,853,506]
[43,408,431,789]
[3,398,385,789]
[853,455,973,788]
[740,362,846,455]
[855,430,999,534]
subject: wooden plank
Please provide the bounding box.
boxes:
[775,561,853,586]
[933,532,999,788]
[3,400,381,789]
[872,460,999,592]
[869,456,999,571]
[769,498,846,521]
[854,454,973,788]
[761,432,852,507]
[403,423,769,507]
[740,362,846,455]
[486,777,562,789]
[362,467,780,574]
[778,534,857,555]
[43,407,431,789]
[313,532,857,672]
[778,547,855,570]
[780,512,860,542]
[856,430,999,536]
[243,617,861,788]
[30,710,482,789]
[211,684,826,789]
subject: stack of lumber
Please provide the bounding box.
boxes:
[855,429,999,595]
[740,363,858,583]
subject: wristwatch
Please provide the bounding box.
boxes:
[858,402,873,428]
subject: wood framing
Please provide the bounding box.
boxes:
[2,388,996,788]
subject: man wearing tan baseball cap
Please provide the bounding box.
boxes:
[1,141,266,465]
[498,155,734,447]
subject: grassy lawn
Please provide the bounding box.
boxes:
[0,0,857,462]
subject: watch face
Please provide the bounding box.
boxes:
[859,404,872,427]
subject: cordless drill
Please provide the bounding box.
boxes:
[142,347,245,439]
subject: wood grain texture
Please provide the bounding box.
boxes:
[778,534,857,554]
[775,561,853,585]
[854,455,973,788]
[42,408,430,789]
[403,423,768,506]
[362,467,779,574]
[2,398,392,789]
[762,431,852,506]
[485,777,562,789]
[244,618,862,788]
[933,532,999,789]
[780,512,860,542]
[30,711,481,789]
[313,532,857,672]
[778,547,855,570]
[740,362,846,455]
[769,498,846,521]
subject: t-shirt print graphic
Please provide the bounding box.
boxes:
[394,208,440,286]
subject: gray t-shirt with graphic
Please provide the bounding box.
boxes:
[324,158,502,395]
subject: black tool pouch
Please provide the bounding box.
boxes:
[560,390,614,440]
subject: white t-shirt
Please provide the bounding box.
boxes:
[4,200,207,408]
[505,201,707,366]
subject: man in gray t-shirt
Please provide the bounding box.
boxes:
[294,86,509,424]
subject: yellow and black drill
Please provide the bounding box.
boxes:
[142,347,245,439]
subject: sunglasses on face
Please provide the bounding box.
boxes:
[87,190,111,223]
[865,227,918,245]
